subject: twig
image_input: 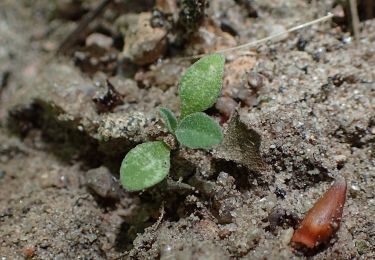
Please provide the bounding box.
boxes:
[153,201,165,231]
[56,0,114,55]
[180,12,334,60]
[349,0,360,43]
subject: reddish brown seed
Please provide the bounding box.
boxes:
[290,176,347,249]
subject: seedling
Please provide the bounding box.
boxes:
[120,54,225,191]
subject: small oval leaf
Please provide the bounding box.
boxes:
[120,141,170,191]
[175,112,223,149]
[179,54,225,117]
[159,107,178,133]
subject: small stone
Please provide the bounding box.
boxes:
[312,47,326,62]
[355,240,370,255]
[122,13,167,65]
[216,172,231,186]
[341,36,352,44]
[281,228,294,246]
[247,72,264,90]
[258,194,277,210]
[84,166,121,200]
[215,96,238,119]
[87,233,97,243]
[86,33,114,49]
[274,187,286,199]
[350,181,360,191]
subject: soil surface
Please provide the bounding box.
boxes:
[0,0,374,259]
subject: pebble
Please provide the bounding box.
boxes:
[122,12,167,65]
[281,227,294,246]
[86,33,113,49]
[247,72,264,90]
[215,96,238,119]
[84,167,121,200]
[355,240,370,255]
[350,181,361,191]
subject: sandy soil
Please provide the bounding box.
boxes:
[0,0,374,259]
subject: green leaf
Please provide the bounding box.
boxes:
[179,53,225,118]
[159,107,178,133]
[120,141,170,191]
[175,112,223,149]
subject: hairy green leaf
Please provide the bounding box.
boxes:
[159,107,178,133]
[175,112,223,149]
[179,53,225,117]
[120,141,170,191]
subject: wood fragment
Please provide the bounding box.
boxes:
[349,0,360,43]
[56,0,114,55]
